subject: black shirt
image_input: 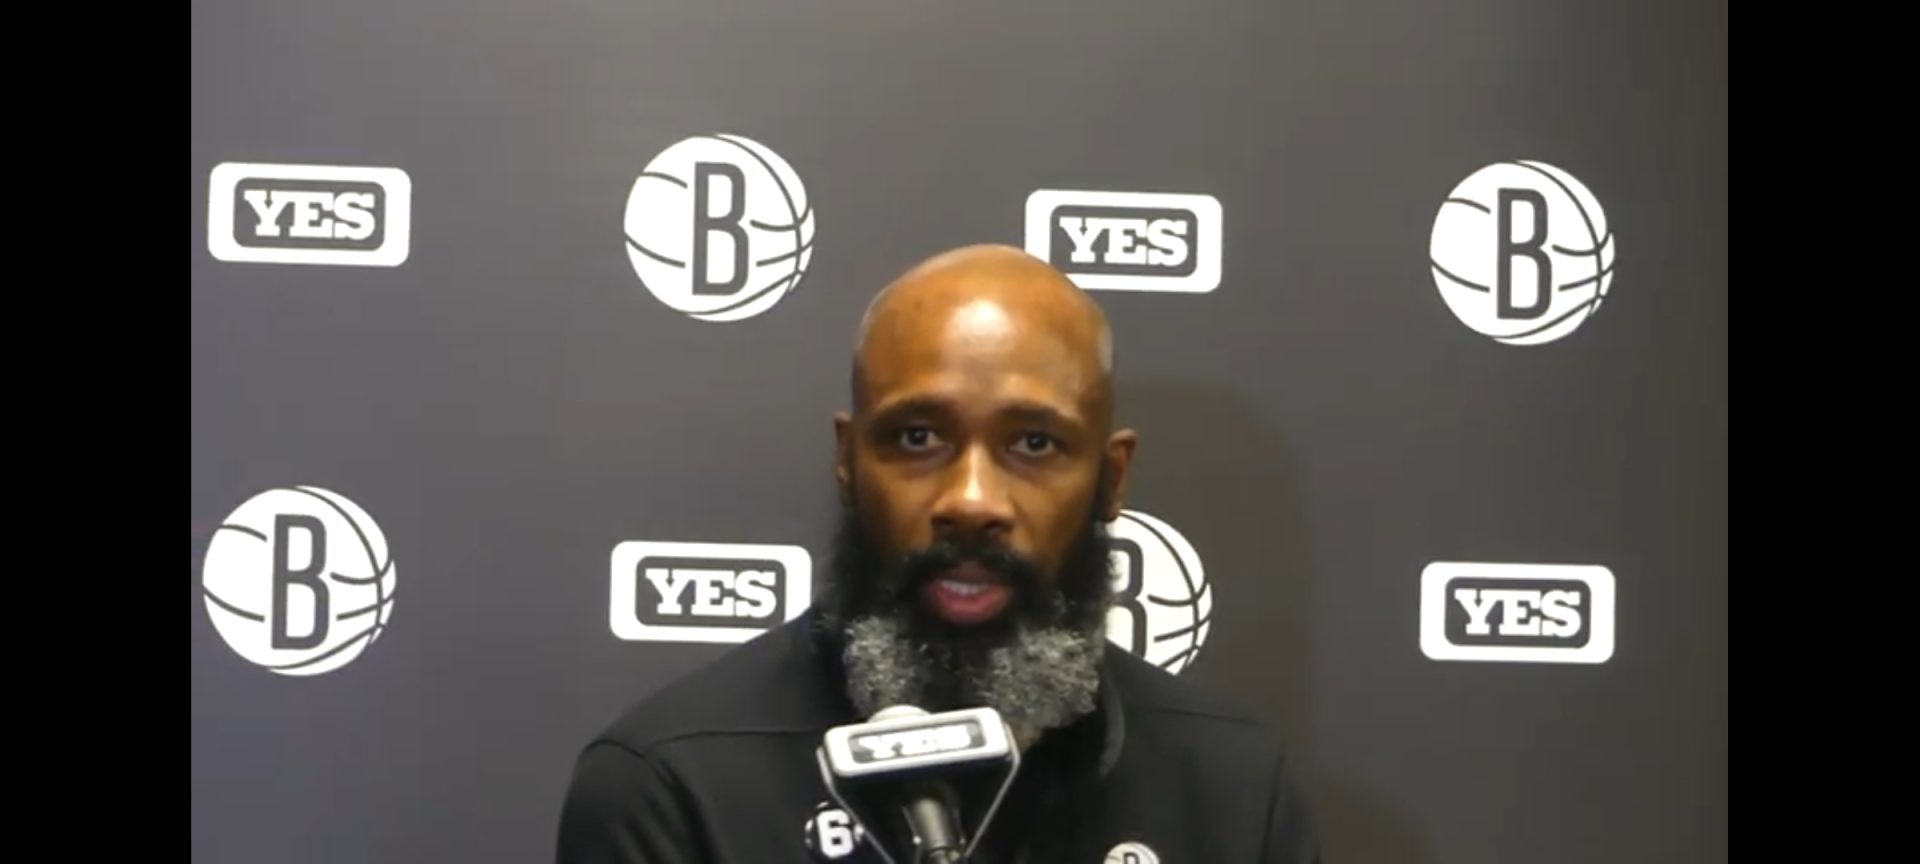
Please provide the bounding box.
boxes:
[556,609,1322,863]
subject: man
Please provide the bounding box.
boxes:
[556,245,1321,862]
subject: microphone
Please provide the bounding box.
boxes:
[815,705,1022,864]
[869,707,965,863]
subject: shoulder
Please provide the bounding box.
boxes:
[1103,646,1301,776]
[1106,645,1276,740]
[1103,649,1323,859]
[581,615,850,760]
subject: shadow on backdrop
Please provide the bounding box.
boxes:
[1123,375,1429,864]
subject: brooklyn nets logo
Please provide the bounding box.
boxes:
[199,486,397,676]
[1105,841,1162,864]
[623,133,815,322]
[1105,509,1211,674]
[1429,160,1615,345]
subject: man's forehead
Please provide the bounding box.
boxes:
[871,295,1076,360]
[858,300,1099,408]
[850,244,1114,416]
[859,246,1109,354]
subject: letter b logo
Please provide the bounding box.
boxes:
[271,514,330,650]
[1429,160,1616,346]
[200,486,398,676]
[622,134,816,323]
[1105,842,1161,863]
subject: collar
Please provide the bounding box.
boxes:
[798,607,1127,780]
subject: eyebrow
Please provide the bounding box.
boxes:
[870,394,1083,430]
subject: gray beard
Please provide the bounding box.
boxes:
[840,613,1105,751]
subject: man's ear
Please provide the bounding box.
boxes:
[833,411,854,506]
[1101,428,1138,521]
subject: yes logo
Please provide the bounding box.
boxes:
[850,724,978,763]
[1420,561,1615,664]
[609,541,812,643]
[1025,190,1222,293]
[207,162,412,267]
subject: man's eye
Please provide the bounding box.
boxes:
[898,426,938,449]
[1013,433,1056,455]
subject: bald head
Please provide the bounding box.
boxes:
[851,243,1114,417]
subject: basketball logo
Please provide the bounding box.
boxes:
[1429,160,1615,345]
[200,486,397,676]
[623,134,815,323]
[1105,841,1162,864]
[1105,509,1211,674]
[802,800,867,861]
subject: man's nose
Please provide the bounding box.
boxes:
[929,445,1015,542]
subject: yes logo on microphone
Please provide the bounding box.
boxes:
[610,540,812,643]
[1420,561,1616,664]
[823,707,1013,779]
[849,722,980,764]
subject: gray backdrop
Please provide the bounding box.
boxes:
[190,0,1727,861]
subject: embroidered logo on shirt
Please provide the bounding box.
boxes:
[1105,840,1161,863]
[804,800,867,860]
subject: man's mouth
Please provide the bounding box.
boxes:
[935,580,994,597]
[919,561,1013,625]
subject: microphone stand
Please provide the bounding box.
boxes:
[904,783,966,864]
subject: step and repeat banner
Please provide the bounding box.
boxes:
[190,1,1726,862]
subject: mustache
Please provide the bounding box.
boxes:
[894,537,1046,594]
